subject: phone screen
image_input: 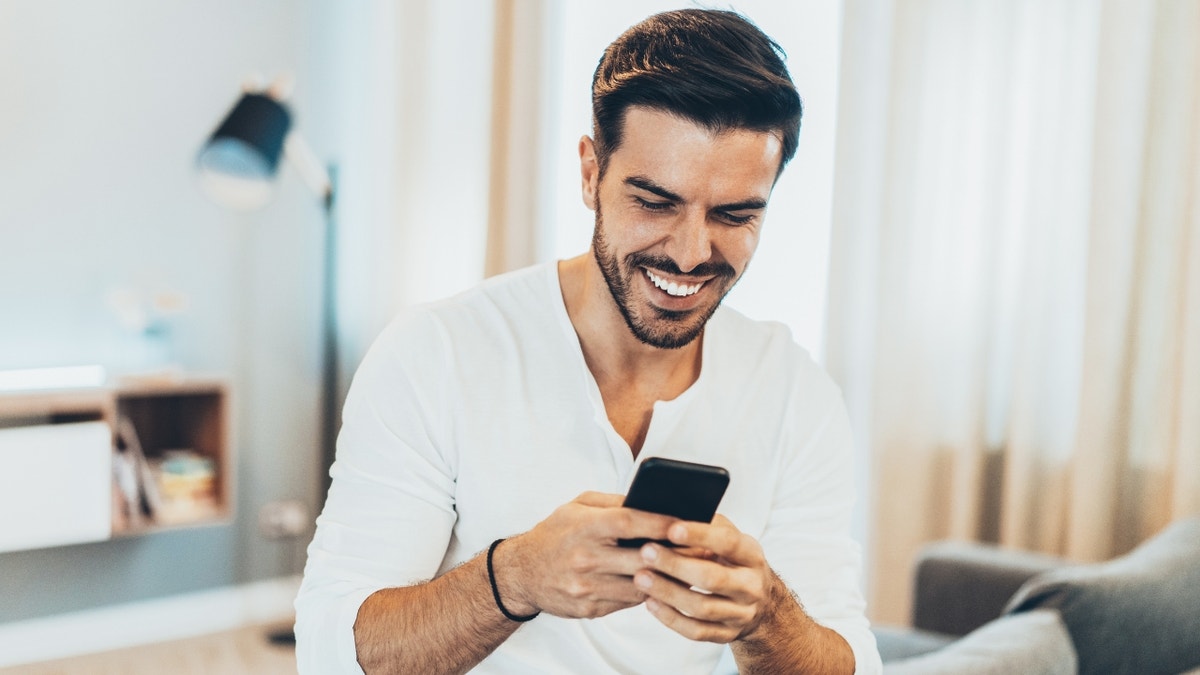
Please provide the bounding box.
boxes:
[618,457,729,548]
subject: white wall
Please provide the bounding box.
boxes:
[0,0,331,621]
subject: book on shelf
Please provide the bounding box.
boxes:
[113,416,162,529]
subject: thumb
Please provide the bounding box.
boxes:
[575,491,625,508]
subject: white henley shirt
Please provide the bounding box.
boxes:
[295,262,881,674]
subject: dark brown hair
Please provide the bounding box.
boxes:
[591,9,803,176]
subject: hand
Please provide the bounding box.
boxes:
[632,515,774,643]
[495,492,680,619]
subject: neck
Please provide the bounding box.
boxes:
[557,254,703,395]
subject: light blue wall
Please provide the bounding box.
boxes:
[0,0,353,621]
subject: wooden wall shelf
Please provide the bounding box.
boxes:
[0,374,234,552]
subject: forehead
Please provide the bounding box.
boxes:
[608,107,782,199]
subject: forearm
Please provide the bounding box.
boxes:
[353,551,520,675]
[351,493,671,673]
[731,572,855,675]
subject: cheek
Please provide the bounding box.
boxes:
[718,229,761,271]
[613,208,670,243]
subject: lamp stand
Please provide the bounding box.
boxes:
[318,164,339,501]
[265,162,339,648]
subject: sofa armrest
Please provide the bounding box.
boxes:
[911,541,1065,636]
[1004,516,1200,675]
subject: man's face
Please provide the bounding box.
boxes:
[581,107,783,349]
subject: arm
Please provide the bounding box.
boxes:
[733,568,855,674]
[352,492,682,674]
[634,367,879,673]
[354,552,518,675]
[296,312,685,673]
[633,518,855,674]
[295,312,464,674]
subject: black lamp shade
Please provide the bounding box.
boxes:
[197,93,293,210]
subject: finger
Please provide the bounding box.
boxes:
[548,529,645,572]
[644,597,739,644]
[552,596,646,620]
[666,520,759,566]
[640,544,761,604]
[673,546,718,561]
[597,507,677,543]
[546,574,645,619]
[634,570,755,625]
[589,573,650,605]
[572,545,657,578]
[586,599,646,618]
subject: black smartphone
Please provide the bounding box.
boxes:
[617,457,730,548]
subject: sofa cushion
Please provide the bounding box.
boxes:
[872,625,955,662]
[883,609,1076,675]
[1006,517,1200,675]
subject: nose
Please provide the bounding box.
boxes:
[666,210,712,274]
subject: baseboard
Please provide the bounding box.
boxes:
[0,575,301,668]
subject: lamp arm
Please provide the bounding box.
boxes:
[284,131,333,199]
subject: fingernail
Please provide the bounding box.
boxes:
[641,545,658,562]
[669,524,687,541]
[635,573,652,589]
[646,598,660,612]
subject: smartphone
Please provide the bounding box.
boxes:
[617,457,730,548]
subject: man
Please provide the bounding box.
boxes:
[297,9,879,674]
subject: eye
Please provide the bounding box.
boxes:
[635,197,674,212]
[717,211,756,226]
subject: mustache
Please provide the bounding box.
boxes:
[625,253,736,280]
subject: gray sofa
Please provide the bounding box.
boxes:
[873,516,1200,674]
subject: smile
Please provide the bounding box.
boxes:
[644,268,706,297]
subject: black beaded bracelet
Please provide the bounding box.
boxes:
[486,538,540,622]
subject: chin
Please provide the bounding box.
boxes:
[626,304,714,350]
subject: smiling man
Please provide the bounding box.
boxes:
[296,9,879,675]
[585,111,764,352]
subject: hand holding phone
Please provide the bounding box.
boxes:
[617,457,730,548]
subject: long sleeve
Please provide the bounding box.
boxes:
[759,368,881,674]
[294,312,458,674]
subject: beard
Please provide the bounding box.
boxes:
[591,205,738,350]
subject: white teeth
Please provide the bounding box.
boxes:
[645,269,703,297]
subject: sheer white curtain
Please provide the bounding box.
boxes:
[331,0,563,377]
[331,0,498,378]
[827,0,1200,623]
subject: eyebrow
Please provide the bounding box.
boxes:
[623,175,768,212]
[625,176,682,202]
[715,197,769,212]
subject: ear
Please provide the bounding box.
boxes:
[579,135,600,211]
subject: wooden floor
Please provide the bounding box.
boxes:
[0,621,297,675]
